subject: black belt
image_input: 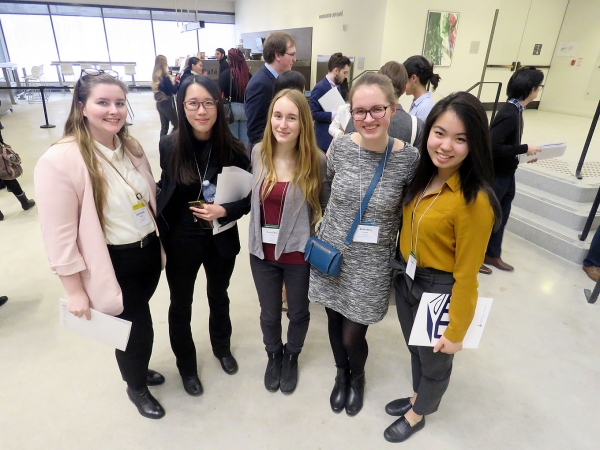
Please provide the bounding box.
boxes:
[390,257,455,284]
[108,232,157,251]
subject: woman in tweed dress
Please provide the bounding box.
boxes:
[309,73,418,416]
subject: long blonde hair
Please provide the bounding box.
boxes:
[152,54,169,93]
[63,73,142,231]
[259,88,323,225]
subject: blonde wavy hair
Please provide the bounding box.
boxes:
[62,73,142,231]
[152,54,169,94]
[258,88,323,225]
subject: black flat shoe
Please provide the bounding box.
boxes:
[218,355,239,375]
[384,416,425,443]
[182,374,203,396]
[147,369,165,386]
[385,397,413,416]
[126,386,165,419]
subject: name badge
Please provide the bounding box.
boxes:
[262,225,280,244]
[353,223,379,244]
[132,203,152,229]
[406,252,417,280]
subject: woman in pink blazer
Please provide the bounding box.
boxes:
[35,71,166,420]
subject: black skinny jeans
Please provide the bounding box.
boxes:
[249,255,310,354]
[165,233,236,376]
[325,308,369,374]
[156,98,179,137]
[108,238,161,390]
[2,179,24,196]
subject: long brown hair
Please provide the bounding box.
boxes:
[258,88,323,225]
[62,73,141,231]
[152,54,169,93]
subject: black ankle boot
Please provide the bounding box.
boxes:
[345,371,365,416]
[280,345,299,394]
[16,192,35,210]
[126,386,165,419]
[330,367,349,413]
[264,349,283,392]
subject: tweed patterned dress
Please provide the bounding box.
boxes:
[309,134,419,325]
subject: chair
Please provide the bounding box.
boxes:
[124,64,137,92]
[23,66,47,104]
[59,63,75,94]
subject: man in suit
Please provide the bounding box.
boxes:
[245,31,296,146]
[309,53,350,152]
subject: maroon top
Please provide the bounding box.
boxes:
[261,181,307,264]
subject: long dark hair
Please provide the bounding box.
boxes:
[228,48,250,97]
[170,75,246,185]
[404,91,501,226]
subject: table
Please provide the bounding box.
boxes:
[50,61,137,86]
[0,62,22,105]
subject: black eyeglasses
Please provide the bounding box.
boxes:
[285,52,296,58]
[183,100,217,111]
[81,68,119,78]
[350,105,391,121]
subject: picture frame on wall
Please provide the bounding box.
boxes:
[422,11,460,67]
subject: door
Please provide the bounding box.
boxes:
[479,0,569,106]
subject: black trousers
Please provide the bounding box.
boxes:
[165,234,236,376]
[108,238,161,390]
[486,175,515,258]
[249,254,310,354]
[2,178,24,196]
[394,269,455,416]
[156,98,178,137]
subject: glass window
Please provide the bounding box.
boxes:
[197,24,235,55]
[48,5,102,17]
[104,18,155,81]
[0,2,48,15]
[153,20,198,68]
[103,8,151,20]
[0,13,59,82]
[52,15,109,62]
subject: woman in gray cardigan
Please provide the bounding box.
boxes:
[249,89,330,395]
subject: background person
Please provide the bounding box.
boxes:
[157,76,250,397]
[309,74,419,417]
[309,52,350,152]
[479,66,543,274]
[245,31,296,146]
[215,47,230,75]
[385,92,500,443]
[273,70,306,96]
[219,48,251,145]
[403,55,441,122]
[152,55,179,137]
[249,88,330,395]
[180,57,203,86]
[34,72,166,420]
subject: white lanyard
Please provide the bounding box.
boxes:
[261,181,288,226]
[358,136,388,223]
[193,143,213,201]
[410,175,442,259]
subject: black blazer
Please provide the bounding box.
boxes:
[490,102,528,177]
[156,134,251,259]
[244,65,276,145]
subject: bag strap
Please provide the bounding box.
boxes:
[228,70,233,102]
[343,136,393,247]
[410,115,417,146]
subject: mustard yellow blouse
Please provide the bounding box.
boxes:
[400,172,494,342]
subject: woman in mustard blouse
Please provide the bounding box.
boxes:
[384,92,501,443]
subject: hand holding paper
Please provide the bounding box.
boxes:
[520,142,566,163]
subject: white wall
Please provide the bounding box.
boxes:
[540,0,600,118]
[235,0,388,86]
[44,0,235,13]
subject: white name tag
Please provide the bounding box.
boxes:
[262,226,280,244]
[132,203,152,229]
[406,253,417,280]
[353,224,379,244]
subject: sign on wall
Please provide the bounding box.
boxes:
[422,11,459,67]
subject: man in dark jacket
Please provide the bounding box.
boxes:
[309,53,350,152]
[244,31,296,146]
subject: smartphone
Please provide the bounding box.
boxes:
[188,200,205,208]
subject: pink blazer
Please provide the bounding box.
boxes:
[34,137,165,316]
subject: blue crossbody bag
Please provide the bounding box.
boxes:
[304,137,393,276]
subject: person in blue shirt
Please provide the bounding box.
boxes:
[404,55,441,122]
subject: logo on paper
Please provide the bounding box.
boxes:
[426,294,450,342]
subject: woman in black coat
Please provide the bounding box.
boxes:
[156,75,250,397]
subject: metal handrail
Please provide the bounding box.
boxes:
[574,99,600,180]
[349,69,377,85]
[465,81,503,123]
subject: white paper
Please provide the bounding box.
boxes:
[408,293,493,349]
[519,142,566,163]
[59,298,132,351]
[212,166,252,234]
[318,87,345,113]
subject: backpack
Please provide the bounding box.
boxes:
[0,142,23,180]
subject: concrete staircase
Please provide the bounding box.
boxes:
[506,160,600,264]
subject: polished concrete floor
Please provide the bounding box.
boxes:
[1,92,599,449]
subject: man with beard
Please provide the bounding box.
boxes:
[309,53,350,152]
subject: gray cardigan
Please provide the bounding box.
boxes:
[248,145,330,260]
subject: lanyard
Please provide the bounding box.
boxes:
[261,181,288,226]
[410,175,442,258]
[192,143,213,201]
[95,149,159,236]
[358,136,387,223]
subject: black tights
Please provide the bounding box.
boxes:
[2,179,24,196]
[325,307,369,374]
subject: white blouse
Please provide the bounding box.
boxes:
[95,139,155,245]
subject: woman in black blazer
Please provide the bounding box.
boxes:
[156,75,250,397]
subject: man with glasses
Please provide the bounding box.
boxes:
[245,31,296,147]
[310,53,350,152]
